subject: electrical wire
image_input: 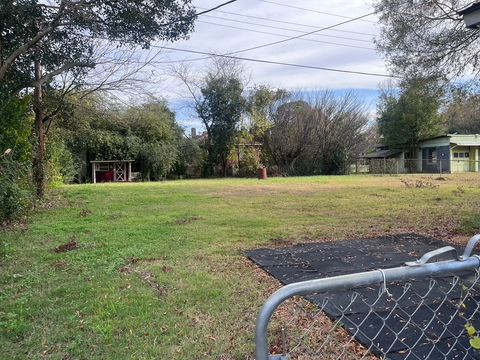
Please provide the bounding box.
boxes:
[219,12,375,55]
[196,20,375,50]
[200,14,373,43]
[150,45,394,78]
[259,0,377,24]
[121,11,378,65]
[196,6,376,37]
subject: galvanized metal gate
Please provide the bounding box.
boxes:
[255,235,480,359]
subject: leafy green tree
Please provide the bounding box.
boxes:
[56,96,185,182]
[377,78,444,152]
[172,137,205,178]
[246,86,288,142]
[196,75,245,176]
[374,1,479,79]
[0,0,196,197]
[126,100,183,180]
[0,97,32,222]
[0,97,32,162]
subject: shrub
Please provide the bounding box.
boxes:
[0,154,31,223]
[238,147,260,177]
[46,133,78,185]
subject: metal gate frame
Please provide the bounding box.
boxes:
[255,235,480,360]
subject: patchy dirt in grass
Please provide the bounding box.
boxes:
[173,216,202,225]
[0,216,29,232]
[79,209,92,217]
[52,261,68,270]
[119,262,169,297]
[202,175,460,199]
[400,177,439,188]
[53,239,79,253]
[204,184,355,198]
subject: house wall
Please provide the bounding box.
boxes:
[450,146,479,173]
[438,145,451,173]
[421,145,450,173]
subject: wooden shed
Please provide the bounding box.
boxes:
[91,160,134,183]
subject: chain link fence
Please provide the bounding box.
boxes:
[351,159,480,175]
[255,236,480,360]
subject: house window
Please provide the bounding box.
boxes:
[426,148,437,164]
[453,152,470,159]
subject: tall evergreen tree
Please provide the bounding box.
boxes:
[196,75,245,176]
[377,78,444,153]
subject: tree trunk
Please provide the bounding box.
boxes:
[33,58,46,198]
[222,157,227,177]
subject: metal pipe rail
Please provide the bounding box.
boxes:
[255,235,480,360]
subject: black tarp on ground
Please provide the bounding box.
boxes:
[247,233,480,359]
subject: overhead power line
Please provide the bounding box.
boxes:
[259,0,377,24]
[149,45,393,78]
[196,20,375,50]
[129,11,378,65]
[96,9,383,77]
[224,12,375,55]
[200,14,373,43]
[196,6,375,37]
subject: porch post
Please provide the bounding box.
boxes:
[128,162,132,181]
[92,163,96,184]
[417,148,422,172]
[476,148,479,172]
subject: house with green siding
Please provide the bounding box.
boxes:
[364,134,480,174]
[418,134,480,173]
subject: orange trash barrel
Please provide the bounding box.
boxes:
[258,167,267,180]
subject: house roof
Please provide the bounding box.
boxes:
[363,149,402,159]
[448,134,480,146]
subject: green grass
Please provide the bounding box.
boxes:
[1,174,480,359]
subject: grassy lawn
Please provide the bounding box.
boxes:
[1,174,480,359]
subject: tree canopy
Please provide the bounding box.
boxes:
[265,90,369,175]
[196,74,245,176]
[56,96,187,182]
[0,0,196,93]
[374,1,480,79]
[377,78,444,151]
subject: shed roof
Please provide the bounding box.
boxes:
[363,149,402,159]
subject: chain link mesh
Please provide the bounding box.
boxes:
[266,269,480,359]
